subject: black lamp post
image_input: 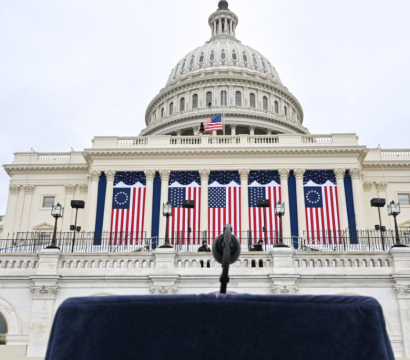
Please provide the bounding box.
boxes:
[182,200,195,251]
[388,201,407,248]
[160,202,173,248]
[257,199,270,251]
[371,198,387,251]
[70,200,85,253]
[47,203,64,249]
[275,202,288,248]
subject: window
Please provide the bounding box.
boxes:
[180,98,185,112]
[274,101,279,113]
[161,108,165,118]
[190,57,194,66]
[173,64,179,78]
[0,312,7,345]
[169,102,174,115]
[263,96,268,110]
[232,51,237,60]
[210,51,215,61]
[398,194,410,205]
[199,53,204,63]
[181,60,186,71]
[221,50,226,60]
[284,106,288,116]
[250,93,256,108]
[206,92,213,107]
[221,91,227,106]
[243,53,248,62]
[235,91,242,106]
[43,196,55,208]
[261,60,266,69]
[253,56,258,65]
[192,94,198,109]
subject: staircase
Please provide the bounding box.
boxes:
[0,346,43,360]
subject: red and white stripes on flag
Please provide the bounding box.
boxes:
[168,183,201,246]
[304,181,341,244]
[111,182,146,245]
[248,182,282,245]
[208,183,241,243]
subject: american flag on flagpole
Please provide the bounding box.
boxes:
[248,171,282,245]
[304,171,341,244]
[168,172,201,246]
[208,171,241,243]
[204,114,223,132]
[111,172,146,245]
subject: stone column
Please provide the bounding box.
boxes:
[294,169,306,237]
[192,126,198,135]
[349,168,365,230]
[230,124,237,136]
[239,169,250,234]
[144,170,156,238]
[27,249,61,358]
[334,169,349,232]
[158,170,171,240]
[102,171,116,233]
[13,185,26,234]
[375,181,390,230]
[20,185,35,233]
[62,184,76,232]
[199,170,210,233]
[267,129,273,135]
[2,185,21,238]
[249,126,255,136]
[279,169,291,239]
[86,171,101,232]
[176,129,182,137]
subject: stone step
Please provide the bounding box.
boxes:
[0,345,44,359]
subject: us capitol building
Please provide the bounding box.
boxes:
[0,1,410,359]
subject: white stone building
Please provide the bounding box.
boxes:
[0,1,410,359]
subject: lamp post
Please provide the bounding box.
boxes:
[275,202,288,248]
[182,200,195,251]
[70,200,85,253]
[160,202,173,248]
[257,199,270,251]
[388,201,407,248]
[47,203,64,249]
[371,198,387,251]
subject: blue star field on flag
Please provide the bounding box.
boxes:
[208,188,226,208]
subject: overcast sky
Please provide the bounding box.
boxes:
[0,0,409,214]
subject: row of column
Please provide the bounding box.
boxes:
[176,124,274,137]
[86,167,366,239]
[212,18,235,37]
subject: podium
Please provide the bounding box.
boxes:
[45,294,394,360]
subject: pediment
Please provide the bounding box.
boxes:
[32,222,54,231]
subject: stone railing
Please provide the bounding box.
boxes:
[0,255,39,270]
[96,134,360,149]
[381,149,410,158]
[37,153,71,161]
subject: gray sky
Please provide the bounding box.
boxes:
[0,0,409,214]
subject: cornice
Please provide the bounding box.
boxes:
[3,164,89,176]
[362,162,410,170]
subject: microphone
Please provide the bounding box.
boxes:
[212,224,241,294]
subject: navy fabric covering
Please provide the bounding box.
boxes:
[45,295,394,360]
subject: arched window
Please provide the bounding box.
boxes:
[252,56,258,65]
[161,108,165,118]
[0,313,7,345]
[250,93,256,108]
[181,60,186,71]
[243,53,248,62]
[261,60,266,69]
[199,53,204,63]
[173,64,179,78]
[232,50,237,61]
[190,57,195,66]
[274,101,279,113]
[284,106,288,116]
[206,92,213,107]
[180,97,185,112]
[169,102,174,115]
[221,91,227,106]
[263,96,268,110]
[235,91,242,106]
[221,50,226,60]
[192,94,198,109]
[210,51,215,61]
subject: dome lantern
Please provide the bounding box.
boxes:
[218,0,229,10]
[209,1,238,39]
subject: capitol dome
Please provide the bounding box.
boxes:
[141,0,308,137]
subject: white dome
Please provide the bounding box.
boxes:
[166,40,282,88]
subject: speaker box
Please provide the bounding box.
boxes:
[182,200,195,209]
[257,199,271,208]
[371,198,386,208]
[71,200,85,209]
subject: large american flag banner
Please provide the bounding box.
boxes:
[204,114,223,132]
[248,171,281,244]
[304,171,341,244]
[111,172,146,244]
[208,171,241,242]
[168,172,201,246]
